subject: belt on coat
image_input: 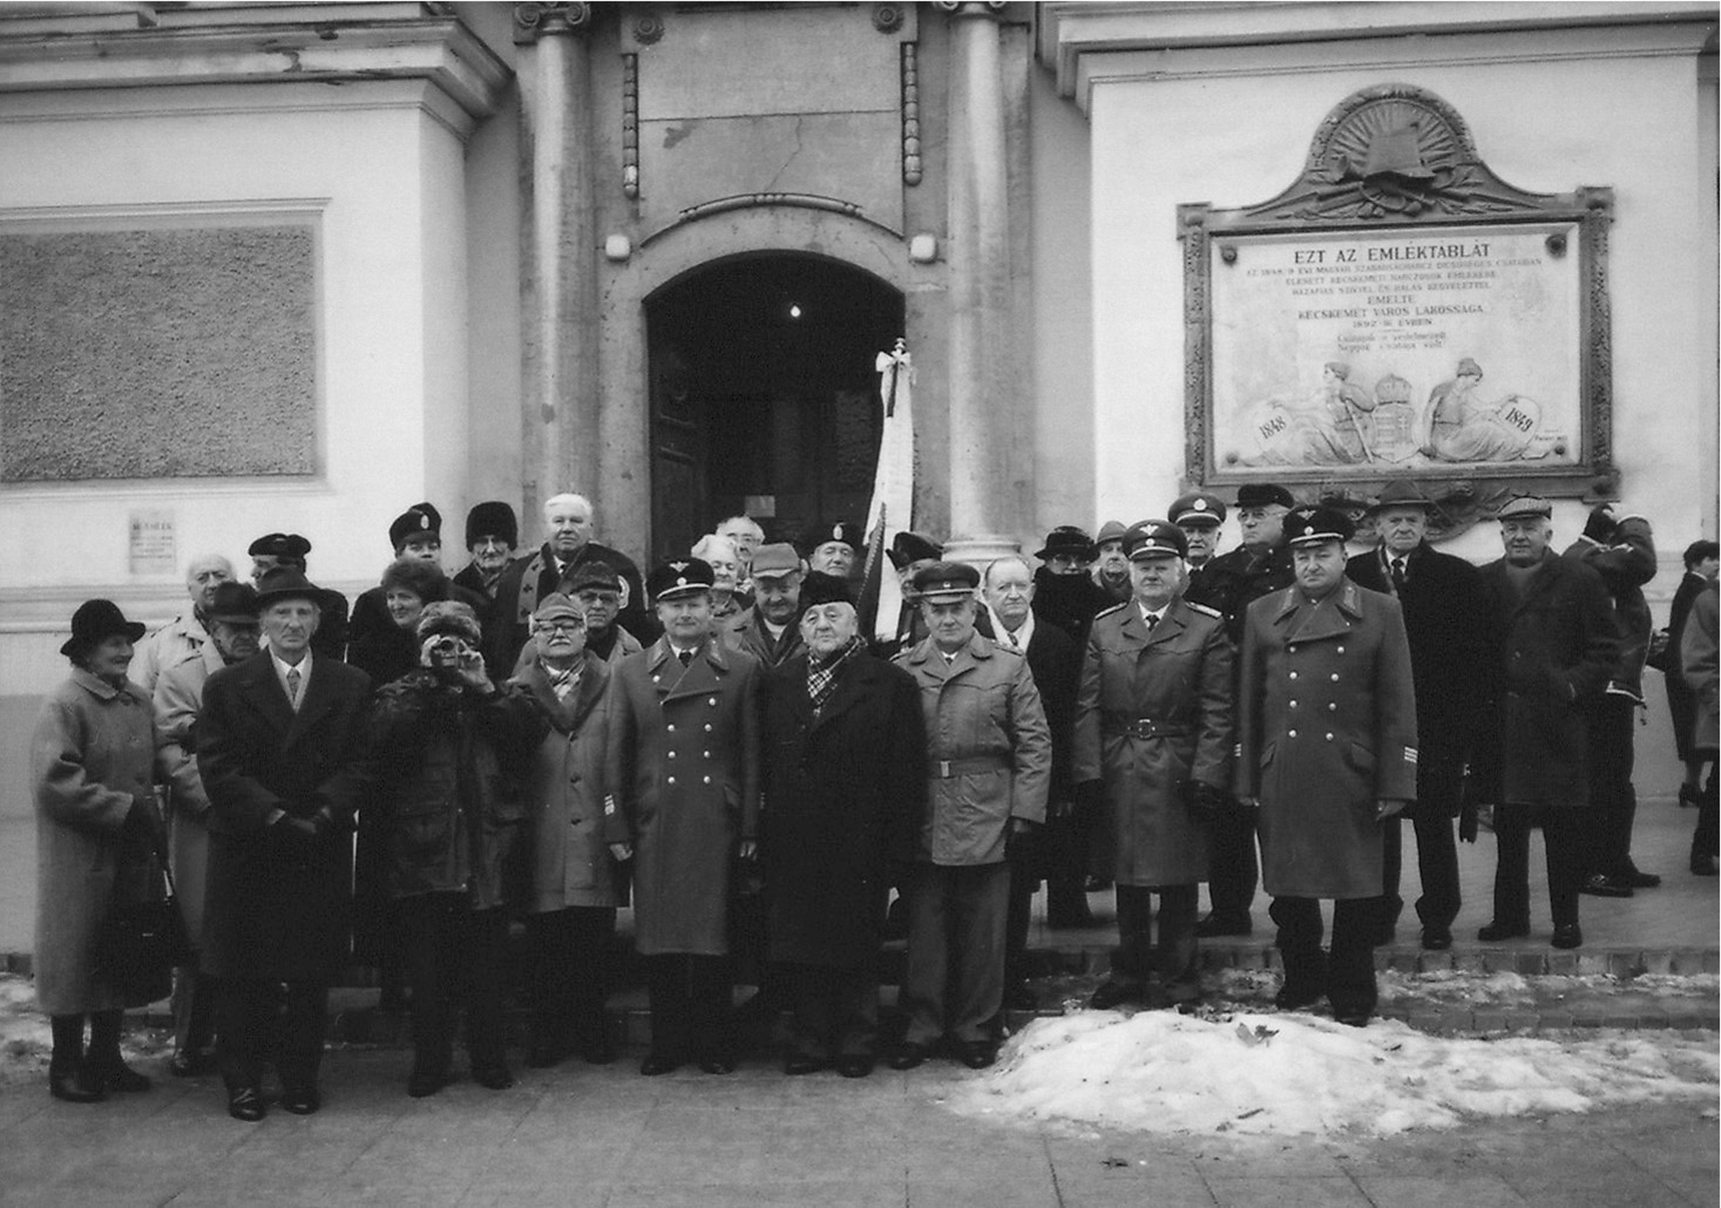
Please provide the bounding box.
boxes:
[931,754,1012,779]
[1102,714,1191,740]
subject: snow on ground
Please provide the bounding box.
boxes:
[0,975,170,1087]
[952,1008,1720,1140]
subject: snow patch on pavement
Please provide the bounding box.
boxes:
[952,1009,1720,1139]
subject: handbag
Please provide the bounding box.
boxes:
[93,826,193,1007]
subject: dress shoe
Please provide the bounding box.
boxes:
[1088,980,1140,1011]
[1580,873,1633,898]
[835,1054,874,1079]
[1002,982,1037,1012]
[169,1050,216,1078]
[1679,783,1702,808]
[1618,867,1661,889]
[226,1085,265,1122]
[472,1066,515,1091]
[280,1085,321,1115]
[1551,923,1583,950]
[48,1067,107,1104]
[1273,984,1324,1011]
[1333,1006,1372,1028]
[1692,851,1718,876]
[1194,914,1252,938]
[93,1059,152,1093]
[886,1042,929,1071]
[1420,925,1453,952]
[407,1067,452,1098]
[1477,920,1530,942]
[639,1052,683,1077]
[783,1053,825,1076]
[699,1057,736,1075]
[957,1041,997,1070]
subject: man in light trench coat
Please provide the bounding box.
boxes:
[1235,507,1418,1027]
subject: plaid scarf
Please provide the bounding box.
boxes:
[806,636,865,718]
[545,660,583,702]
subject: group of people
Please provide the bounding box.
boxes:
[29,481,1718,1120]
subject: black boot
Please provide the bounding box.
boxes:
[1274,950,1328,1010]
[48,1015,105,1104]
[86,1010,151,1093]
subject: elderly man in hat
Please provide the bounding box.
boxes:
[1184,482,1296,939]
[491,493,653,675]
[197,566,372,1120]
[1032,526,1113,644]
[1169,491,1227,572]
[246,533,349,660]
[133,554,236,693]
[1090,521,1132,604]
[724,542,806,667]
[153,582,261,1077]
[1471,496,1619,949]
[453,501,520,602]
[761,572,926,1077]
[369,601,546,1097]
[1345,480,1489,950]
[607,557,763,1075]
[1236,506,1417,1026]
[890,562,1051,1070]
[804,521,864,580]
[1077,522,1234,1010]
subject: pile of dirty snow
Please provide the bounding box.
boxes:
[953,1009,1719,1138]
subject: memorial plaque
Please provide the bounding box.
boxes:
[128,508,176,576]
[1180,84,1616,506]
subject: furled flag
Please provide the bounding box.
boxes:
[858,338,914,644]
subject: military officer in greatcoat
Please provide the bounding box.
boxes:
[1183,482,1295,938]
[1169,491,1227,572]
[1235,507,1418,1027]
[606,557,763,1075]
[1076,521,1234,1010]
[890,562,1051,1071]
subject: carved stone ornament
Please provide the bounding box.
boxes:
[901,42,922,185]
[633,12,664,45]
[933,0,1007,17]
[1178,83,1618,506]
[873,4,905,33]
[513,1,594,43]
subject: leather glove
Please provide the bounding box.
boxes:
[1582,503,1616,544]
[1183,780,1228,825]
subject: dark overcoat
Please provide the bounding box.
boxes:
[31,671,162,1014]
[761,650,927,968]
[1184,544,1294,644]
[197,652,371,980]
[606,636,762,956]
[1472,552,1619,808]
[490,541,653,674]
[367,671,547,909]
[1563,516,1656,699]
[512,652,626,913]
[1348,542,1490,818]
[723,607,804,669]
[1073,598,1234,887]
[1235,581,1418,899]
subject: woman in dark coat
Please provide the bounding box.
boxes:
[369,601,546,1096]
[761,575,926,1076]
[30,600,165,1102]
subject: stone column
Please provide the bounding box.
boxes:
[515,2,600,528]
[939,0,1020,566]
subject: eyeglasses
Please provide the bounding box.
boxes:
[539,620,585,634]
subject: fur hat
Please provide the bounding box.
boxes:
[465,501,518,549]
[416,600,483,646]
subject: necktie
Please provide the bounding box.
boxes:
[1145,613,1158,631]
[1391,557,1407,594]
[286,666,301,709]
[678,649,693,667]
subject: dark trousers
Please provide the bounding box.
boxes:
[171,965,218,1056]
[1585,696,1640,878]
[1491,805,1583,929]
[400,894,510,1076]
[643,954,733,1062]
[524,906,615,1058]
[1004,854,1037,989]
[218,977,328,1091]
[1696,769,1720,859]
[1270,896,1389,1014]
[1045,801,1094,919]
[1112,883,1198,993]
[49,1010,124,1074]
[902,861,1010,1046]
[1381,810,1461,932]
[781,961,880,1059]
[1204,807,1258,923]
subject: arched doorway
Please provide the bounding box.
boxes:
[645,253,905,564]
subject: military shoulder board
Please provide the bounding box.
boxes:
[1185,601,1223,619]
[1093,602,1128,621]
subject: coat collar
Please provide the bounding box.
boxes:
[1272,580,1365,641]
[647,634,731,699]
[516,649,609,733]
[70,667,140,704]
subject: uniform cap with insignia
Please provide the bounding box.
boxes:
[911,560,981,600]
[388,505,441,551]
[247,532,312,561]
[648,556,715,602]
[1168,492,1227,527]
[1366,479,1435,515]
[1283,505,1357,547]
[1497,493,1552,520]
[1093,520,1130,547]
[748,543,802,581]
[1123,520,1188,561]
[801,522,863,556]
[1034,525,1095,561]
[1234,483,1295,510]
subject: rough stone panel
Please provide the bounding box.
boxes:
[0,225,316,482]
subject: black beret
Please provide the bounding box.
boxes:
[648,557,715,601]
[887,531,944,571]
[464,501,518,549]
[247,532,312,561]
[1235,483,1295,510]
[799,571,855,609]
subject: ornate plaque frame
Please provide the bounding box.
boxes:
[1180,84,1616,512]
